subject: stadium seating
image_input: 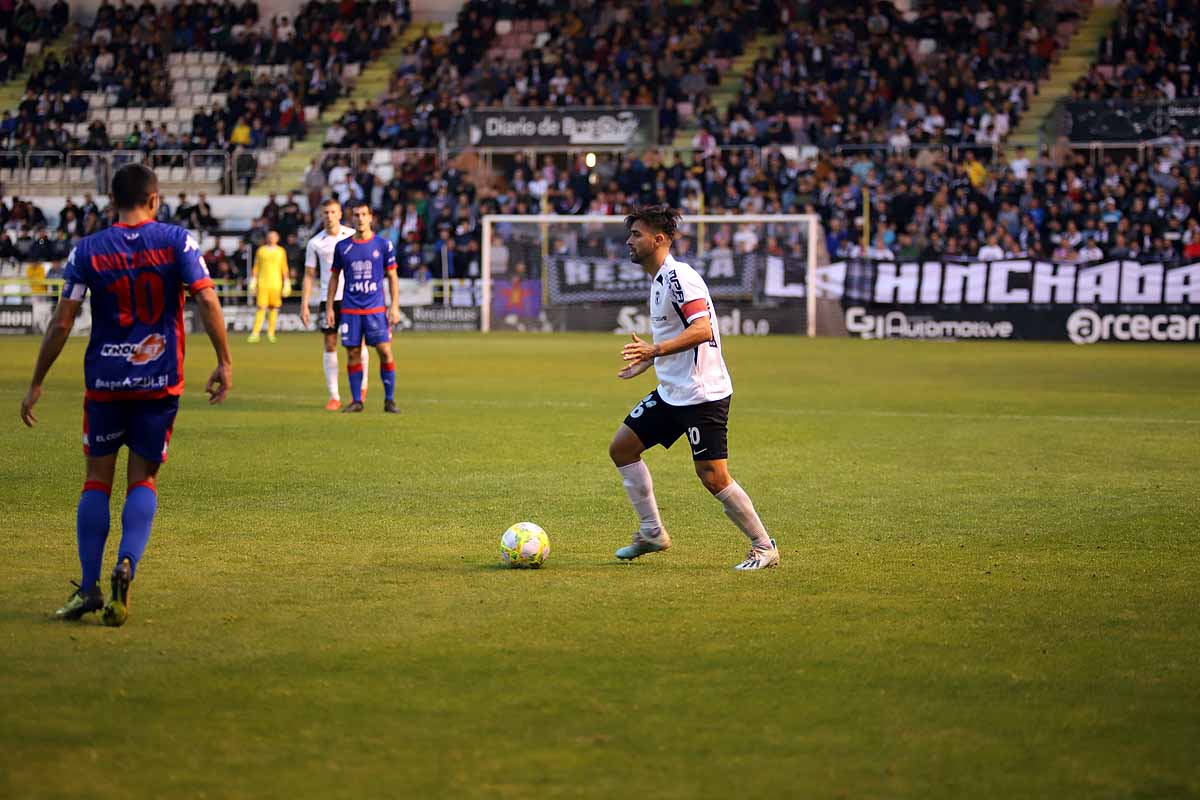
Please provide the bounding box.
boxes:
[2,0,402,193]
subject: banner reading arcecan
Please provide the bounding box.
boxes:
[466,107,658,148]
[828,258,1200,343]
[546,253,757,303]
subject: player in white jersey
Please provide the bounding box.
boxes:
[609,206,779,570]
[300,198,368,410]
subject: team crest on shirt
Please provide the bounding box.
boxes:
[653,289,662,306]
[99,333,167,365]
[372,250,380,258]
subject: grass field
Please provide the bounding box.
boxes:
[1,331,1198,799]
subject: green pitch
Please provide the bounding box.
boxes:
[2,332,1198,799]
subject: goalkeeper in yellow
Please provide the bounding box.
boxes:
[248,230,291,342]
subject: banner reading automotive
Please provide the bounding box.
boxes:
[546,253,759,303]
[825,258,1200,343]
[465,107,658,148]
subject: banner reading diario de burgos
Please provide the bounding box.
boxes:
[831,259,1200,344]
[465,107,658,148]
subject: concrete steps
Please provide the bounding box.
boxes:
[254,21,442,194]
[1008,4,1120,148]
[671,33,782,151]
[0,26,76,112]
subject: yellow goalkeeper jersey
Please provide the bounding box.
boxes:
[253,245,289,289]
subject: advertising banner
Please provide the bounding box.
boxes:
[465,107,658,148]
[1066,100,1200,141]
[827,258,1200,343]
[546,253,757,303]
[550,302,805,336]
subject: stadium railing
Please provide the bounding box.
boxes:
[0,150,231,192]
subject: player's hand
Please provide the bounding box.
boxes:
[205,363,232,405]
[617,359,652,380]
[282,282,292,299]
[19,384,41,427]
[621,334,658,365]
[300,304,310,327]
[248,279,257,293]
[325,309,335,329]
[388,306,401,326]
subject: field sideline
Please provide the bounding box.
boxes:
[1,332,1198,799]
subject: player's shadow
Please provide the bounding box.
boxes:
[466,560,646,572]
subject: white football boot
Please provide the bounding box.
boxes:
[734,538,780,571]
[615,528,672,560]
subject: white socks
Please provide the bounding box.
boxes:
[617,460,665,535]
[360,344,370,391]
[323,351,339,400]
[715,481,772,549]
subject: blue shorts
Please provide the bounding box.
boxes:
[83,396,180,462]
[341,311,391,347]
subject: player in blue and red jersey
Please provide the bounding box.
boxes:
[326,202,401,413]
[19,163,233,627]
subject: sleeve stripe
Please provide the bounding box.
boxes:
[684,310,710,323]
[188,278,215,295]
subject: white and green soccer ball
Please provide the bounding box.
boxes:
[500,522,550,568]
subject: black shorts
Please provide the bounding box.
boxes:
[623,389,730,461]
[320,300,341,334]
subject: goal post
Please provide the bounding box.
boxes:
[481,214,822,335]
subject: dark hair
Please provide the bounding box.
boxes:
[350,202,372,213]
[111,163,159,211]
[625,205,680,240]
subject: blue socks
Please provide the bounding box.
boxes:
[118,482,157,579]
[77,482,112,589]
[349,363,364,403]
[381,361,395,401]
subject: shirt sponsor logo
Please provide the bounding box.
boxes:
[93,374,170,390]
[99,333,168,364]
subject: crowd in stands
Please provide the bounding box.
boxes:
[719,0,1068,151]
[331,0,1074,155]
[1,0,403,158]
[0,0,71,84]
[1076,0,1200,101]
[325,0,768,150]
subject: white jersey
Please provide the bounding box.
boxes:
[649,254,733,406]
[304,225,356,302]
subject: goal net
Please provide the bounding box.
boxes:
[480,214,822,335]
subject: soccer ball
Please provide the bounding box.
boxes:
[500,522,550,568]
